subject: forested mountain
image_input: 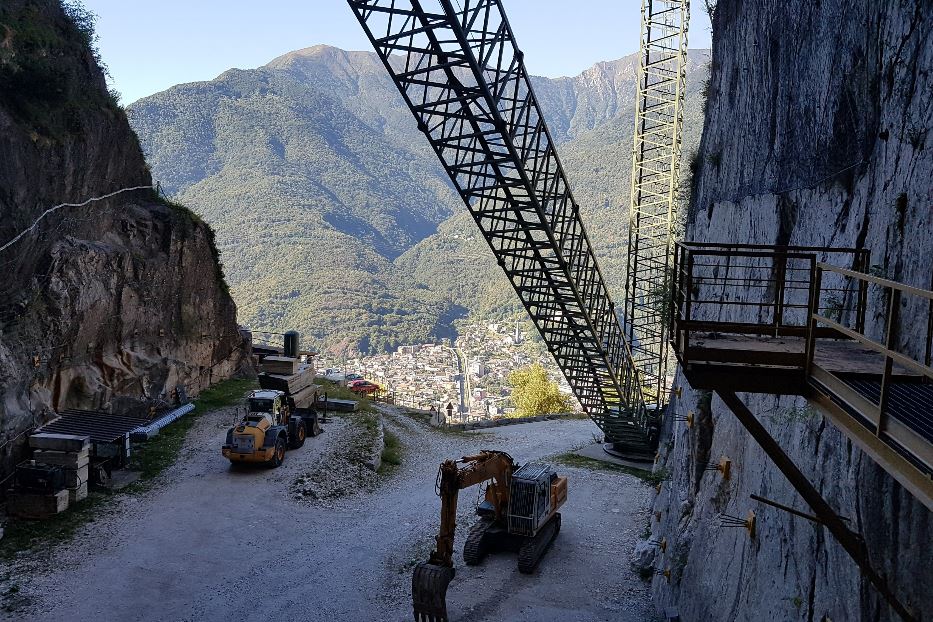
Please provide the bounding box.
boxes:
[129,45,709,354]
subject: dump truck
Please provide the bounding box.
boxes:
[221,388,321,467]
[412,450,568,621]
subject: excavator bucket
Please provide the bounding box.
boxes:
[412,562,455,622]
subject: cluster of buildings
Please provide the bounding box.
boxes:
[332,342,462,414]
[457,320,576,417]
[319,320,579,421]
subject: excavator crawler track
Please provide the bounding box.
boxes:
[463,519,493,566]
[517,513,561,574]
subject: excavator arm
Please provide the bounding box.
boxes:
[414,450,515,621]
[427,451,514,567]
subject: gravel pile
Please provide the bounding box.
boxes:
[291,415,381,506]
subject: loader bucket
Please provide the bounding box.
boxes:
[412,562,455,622]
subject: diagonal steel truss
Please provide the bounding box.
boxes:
[347,0,660,454]
[625,0,690,407]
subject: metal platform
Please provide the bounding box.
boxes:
[670,242,933,509]
[841,378,933,444]
[666,242,929,620]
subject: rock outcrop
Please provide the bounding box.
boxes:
[0,0,249,472]
[649,2,931,621]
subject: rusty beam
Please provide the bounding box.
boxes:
[717,390,916,622]
[675,362,806,395]
[750,494,851,525]
[809,368,933,499]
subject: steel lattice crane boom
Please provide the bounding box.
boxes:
[347,0,689,458]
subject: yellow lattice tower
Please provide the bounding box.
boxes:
[625,0,690,413]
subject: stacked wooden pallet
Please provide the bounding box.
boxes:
[289,383,320,409]
[260,356,299,375]
[315,397,359,413]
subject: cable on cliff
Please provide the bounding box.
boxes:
[0,184,156,254]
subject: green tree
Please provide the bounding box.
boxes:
[508,364,571,418]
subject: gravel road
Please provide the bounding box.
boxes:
[7,406,654,622]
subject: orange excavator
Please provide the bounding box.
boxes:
[413,450,568,621]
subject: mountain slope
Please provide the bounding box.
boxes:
[396,51,710,320]
[130,45,709,353]
[130,47,467,352]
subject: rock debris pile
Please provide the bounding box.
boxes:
[291,416,380,506]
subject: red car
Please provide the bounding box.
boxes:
[349,380,380,394]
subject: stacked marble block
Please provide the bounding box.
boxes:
[29,433,90,503]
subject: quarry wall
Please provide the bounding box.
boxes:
[0,0,249,473]
[648,1,932,620]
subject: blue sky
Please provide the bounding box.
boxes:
[82,1,712,105]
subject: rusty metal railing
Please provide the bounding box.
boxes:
[669,242,932,509]
[670,242,869,366]
[806,263,933,476]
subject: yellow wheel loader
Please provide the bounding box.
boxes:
[413,450,568,621]
[221,389,321,467]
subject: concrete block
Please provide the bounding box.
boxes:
[8,489,69,519]
[29,433,90,453]
[64,465,89,488]
[68,482,88,504]
[33,449,89,469]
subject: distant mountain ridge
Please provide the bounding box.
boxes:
[129,45,709,353]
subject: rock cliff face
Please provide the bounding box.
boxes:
[0,0,248,472]
[648,1,931,621]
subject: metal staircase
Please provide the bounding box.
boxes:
[347,0,660,454]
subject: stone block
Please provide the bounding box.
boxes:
[64,465,89,488]
[29,433,90,453]
[33,449,89,469]
[631,538,657,574]
[68,482,88,504]
[8,489,69,519]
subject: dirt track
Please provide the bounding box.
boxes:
[8,406,654,622]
